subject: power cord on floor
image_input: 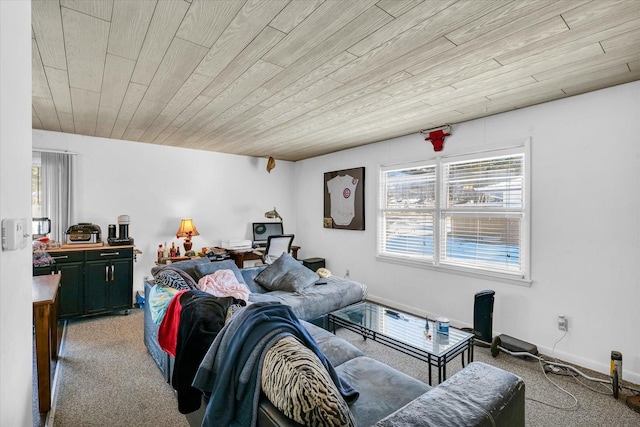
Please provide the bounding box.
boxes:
[525,358,579,410]
[524,329,616,410]
[551,330,614,395]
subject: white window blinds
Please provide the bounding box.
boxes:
[379,164,435,260]
[379,145,528,280]
[441,154,524,274]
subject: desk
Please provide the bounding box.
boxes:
[228,246,300,268]
[33,273,61,413]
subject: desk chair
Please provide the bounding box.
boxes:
[261,234,294,265]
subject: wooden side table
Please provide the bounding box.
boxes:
[228,246,300,268]
[33,273,61,413]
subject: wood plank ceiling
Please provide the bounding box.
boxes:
[32,0,640,161]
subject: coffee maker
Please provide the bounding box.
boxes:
[107,214,134,246]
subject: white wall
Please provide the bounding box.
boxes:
[294,81,640,384]
[0,1,33,425]
[33,131,296,295]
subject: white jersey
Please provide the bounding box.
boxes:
[327,174,359,226]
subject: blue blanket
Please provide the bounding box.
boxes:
[192,301,359,427]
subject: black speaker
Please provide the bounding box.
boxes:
[473,290,495,345]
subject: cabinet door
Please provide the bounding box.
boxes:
[57,262,84,318]
[33,265,55,276]
[84,261,111,315]
[109,258,133,311]
[42,251,85,319]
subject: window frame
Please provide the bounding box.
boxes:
[377,139,531,286]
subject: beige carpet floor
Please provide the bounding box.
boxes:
[49,309,187,426]
[48,308,640,426]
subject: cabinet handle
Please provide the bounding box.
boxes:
[105,266,110,282]
[100,252,120,257]
[110,265,115,282]
[51,255,69,260]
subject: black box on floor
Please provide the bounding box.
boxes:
[303,257,325,272]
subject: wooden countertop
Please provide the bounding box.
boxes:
[32,274,61,307]
[42,244,135,252]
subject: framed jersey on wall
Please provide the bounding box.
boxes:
[323,167,365,230]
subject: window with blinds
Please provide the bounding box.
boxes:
[379,164,436,260]
[379,145,528,280]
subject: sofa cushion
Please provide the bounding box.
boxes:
[255,253,319,292]
[302,320,364,367]
[375,362,525,427]
[335,357,431,426]
[248,293,282,304]
[151,257,211,279]
[193,259,247,285]
[266,277,368,321]
[261,335,355,427]
[152,266,198,290]
[240,266,270,293]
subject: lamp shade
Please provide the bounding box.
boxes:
[264,208,282,221]
[176,218,200,239]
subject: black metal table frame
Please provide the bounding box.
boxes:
[328,309,474,385]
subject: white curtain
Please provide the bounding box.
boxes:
[41,152,74,243]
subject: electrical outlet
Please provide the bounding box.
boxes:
[558,315,568,331]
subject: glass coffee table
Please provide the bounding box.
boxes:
[328,301,474,385]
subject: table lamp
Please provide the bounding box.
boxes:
[176,218,199,251]
[264,207,282,221]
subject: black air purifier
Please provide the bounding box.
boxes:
[473,290,495,345]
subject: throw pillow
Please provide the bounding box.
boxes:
[193,259,247,285]
[153,266,198,291]
[255,253,319,292]
[261,336,355,427]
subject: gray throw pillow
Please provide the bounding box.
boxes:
[193,259,247,285]
[255,253,319,292]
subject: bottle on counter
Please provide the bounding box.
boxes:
[176,245,181,257]
[157,244,163,263]
[170,242,176,258]
[163,242,169,259]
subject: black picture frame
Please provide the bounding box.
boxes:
[323,167,365,230]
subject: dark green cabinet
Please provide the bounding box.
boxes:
[56,262,84,318]
[33,250,84,319]
[109,258,134,310]
[33,246,133,319]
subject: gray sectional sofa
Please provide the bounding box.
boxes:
[143,257,368,382]
[143,258,525,426]
[254,321,525,427]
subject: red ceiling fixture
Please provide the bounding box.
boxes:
[420,124,451,152]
